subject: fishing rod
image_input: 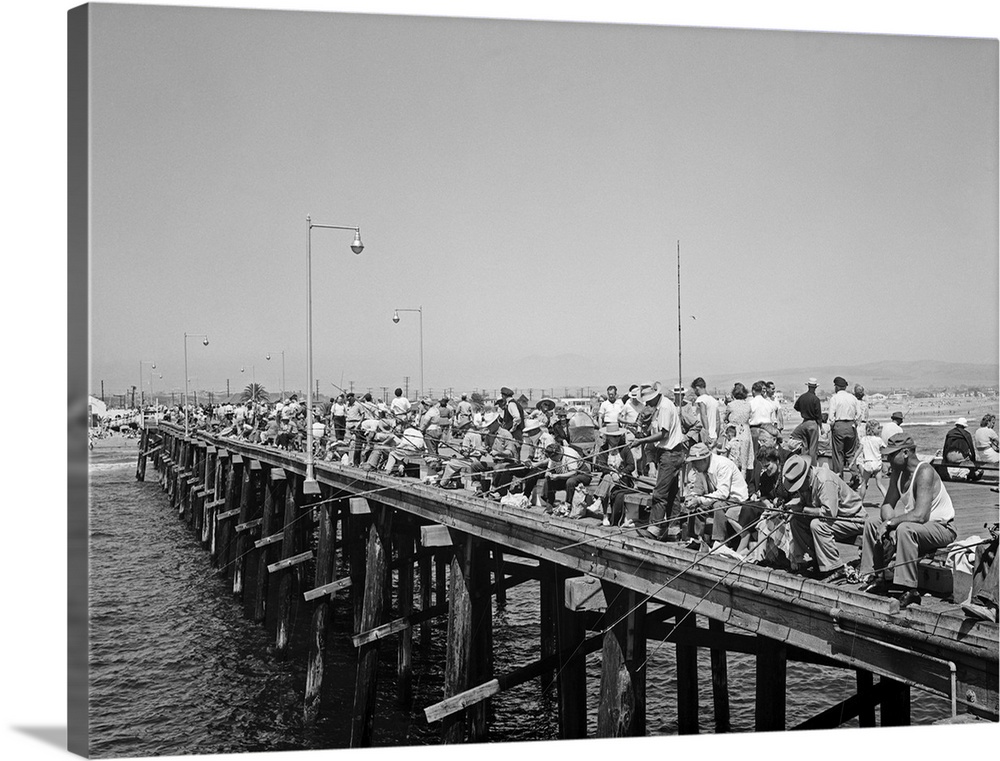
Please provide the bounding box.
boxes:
[634,514,793,673]
[541,512,791,692]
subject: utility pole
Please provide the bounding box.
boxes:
[101,380,104,403]
[316,379,320,399]
[226,378,230,397]
[381,386,388,404]
[404,376,409,399]
[349,380,354,394]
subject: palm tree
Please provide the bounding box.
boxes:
[242,382,268,404]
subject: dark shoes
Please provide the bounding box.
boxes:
[898,589,922,609]
[813,565,847,583]
[860,579,890,596]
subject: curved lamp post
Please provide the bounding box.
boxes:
[392,307,423,401]
[183,333,209,438]
[240,364,256,384]
[139,360,157,428]
[305,215,363,494]
[265,350,285,402]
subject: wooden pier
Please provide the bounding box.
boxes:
[139,422,999,742]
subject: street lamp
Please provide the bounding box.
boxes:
[305,215,364,494]
[392,307,423,401]
[265,351,285,402]
[183,333,209,438]
[138,360,157,428]
[240,364,256,384]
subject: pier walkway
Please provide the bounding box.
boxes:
[138,422,998,742]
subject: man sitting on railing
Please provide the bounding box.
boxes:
[858,433,957,608]
[942,417,983,481]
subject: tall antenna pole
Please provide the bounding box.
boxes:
[677,240,682,391]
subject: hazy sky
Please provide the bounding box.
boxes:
[86,3,998,400]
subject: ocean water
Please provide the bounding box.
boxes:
[87,435,951,757]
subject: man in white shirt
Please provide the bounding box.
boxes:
[827,376,859,476]
[598,385,625,427]
[389,387,411,421]
[634,382,687,540]
[683,442,749,549]
[691,377,722,446]
[880,411,904,444]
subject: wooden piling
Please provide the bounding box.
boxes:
[350,503,394,747]
[539,560,557,694]
[675,608,699,734]
[553,568,586,739]
[135,426,149,481]
[880,677,911,726]
[418,549,432,647]
[397,534,415,707]
[304,487,338,725]
[709,619,731,733]
[755,636,787,731]
[349,499,372,635]
[493,545,506,609]
[259,468,287,632]
[274,474,306,658]
[232,460,256,598]
[857,670,876,727]
[441,530,492,744]
[597,582,647,737]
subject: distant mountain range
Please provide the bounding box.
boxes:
[719,360,998,395]
[500,357,998,396]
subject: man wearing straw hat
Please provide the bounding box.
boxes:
[634,382,687,541]
[682,442,749,550]
[782,454,864,581]
[857,433,956,608]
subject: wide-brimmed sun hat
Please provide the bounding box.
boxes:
[687,442,712,462]
[639,382,661,403]
[600,420,625,437]
[523,418,544,434]
[956,417,968,428]
[806,377,818,387]
[480,411,501,427]
[781,455,810,492]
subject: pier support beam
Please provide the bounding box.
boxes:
[857,670,876,727]
[350,503,394,748]
[597,582,647,738]
[709,619,731,733]
[261,468,287,633]
[548,566,586,739]
[304,487,339,725]
[442,531,492,743]
[755,636,787,731]
[348,498,372,635]
[274,474,306,658]
[397,535,414,707]
[880,678,911,726]
[675,608,699,734]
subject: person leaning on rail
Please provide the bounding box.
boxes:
[781,454,864,582]
[857,433,957,609]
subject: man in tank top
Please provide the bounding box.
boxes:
[858,433,956,608]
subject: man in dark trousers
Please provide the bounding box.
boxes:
[827,376,859,476]
[792,377,823,465]
[499,386,526,443]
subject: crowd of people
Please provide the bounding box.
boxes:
[159,375,997,619]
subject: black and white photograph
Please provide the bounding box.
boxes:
[6,2,1000,760]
